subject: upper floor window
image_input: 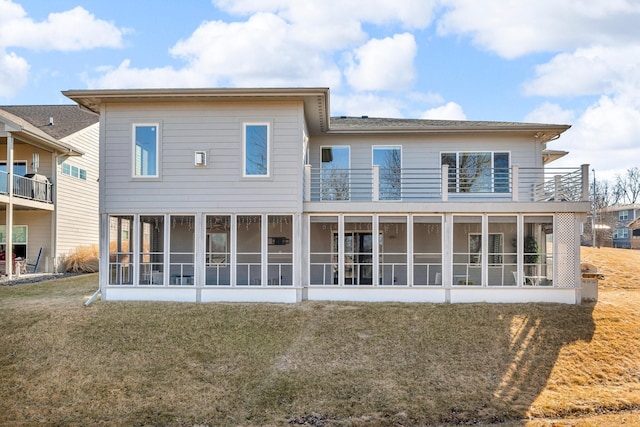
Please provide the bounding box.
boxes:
[373,146,401,200]
[619,210,629,221]
[62,162,87,180]
[321,146,350,200]
[243,123,269,177]
[442,152,510,193]
[133,124,159,177]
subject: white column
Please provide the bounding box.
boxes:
[372,164,380,201]
[512,165,519,202]
[304,164,311,202]
[5,132,14,277]
[441,164,449,201]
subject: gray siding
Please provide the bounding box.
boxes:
[102,102,305,214]
[310,133,543,170]
[56,123,100,257]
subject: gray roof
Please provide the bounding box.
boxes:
[330,116,570,136]
[0,105,98,140]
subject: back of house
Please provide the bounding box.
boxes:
[64,87,591,304]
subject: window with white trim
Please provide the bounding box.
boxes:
[619,210,629,221]
[243,123,269,177]
[133,124,159,177]
[614,228,629,239]
[441,152,510,193]
[61,162,87,180]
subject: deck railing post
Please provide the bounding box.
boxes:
[441,164,448,201]
[554,174,562,201]
[372,164,380,201]
[304,164,311,202]
[581,164,590,201]
[512,165,519,201]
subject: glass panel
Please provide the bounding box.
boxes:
[237,215,261,285]
[245,124,268,176]
[379,216,407,285]
[205,215,231,286]
[109,216,133,285]
[344,216,373,285]
[134,125,158,176]
[524,216,554,286]
[309,216,338,285]
[488,216,517,286]
[453,216,482,285]
[494,152,510,193]
[373,146,401,200]
[169,215,194,286]
[413,216,442,286]
[459,152,491,192]
[321,146,350,200]
[268,215,293,286]
[139,215,164,285]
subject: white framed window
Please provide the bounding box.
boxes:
[619,210,629,221]
[243,123,270,177]
[614,228,629,239]
[441,151,510,193]
[133,123,159,178]
[0,225,28,258]
[373,145,402,200]
[61,162,87,180]
[320,146,350,200]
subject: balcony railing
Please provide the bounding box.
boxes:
[0,171,53,203]
[304,164,589,203]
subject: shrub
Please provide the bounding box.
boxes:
[63,244,99,273]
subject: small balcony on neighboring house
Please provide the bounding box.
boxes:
[0,170,53,206]
[304,164,590,205]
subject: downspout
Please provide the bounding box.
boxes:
[5,132,14,278]
[84,288,101,306]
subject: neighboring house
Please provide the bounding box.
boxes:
[599,204,640,249]
[0,105,99,274]
[64,88,591,304]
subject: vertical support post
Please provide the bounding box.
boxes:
[304,164,311,202]
[581,164,590,201]
[372,164,380,201]
[554,175,562,201]
[441,164,449,202]
[5,132,14,278]
[512,165,519,202]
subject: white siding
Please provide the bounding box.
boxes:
[56,123,100,257]
[101,102,305,214]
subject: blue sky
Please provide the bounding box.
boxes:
[2,0,639,183]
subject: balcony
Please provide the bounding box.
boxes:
[304,164,589,203]
[0,171,53,204]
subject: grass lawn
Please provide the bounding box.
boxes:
[0,246,638,426]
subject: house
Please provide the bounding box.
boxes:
[0,105,99,275]
[599,204,640,249]
[63,87,591,304]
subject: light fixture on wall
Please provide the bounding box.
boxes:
[194,150,206,166]
[32,153,39,173]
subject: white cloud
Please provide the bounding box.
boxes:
[345,33,417,92]
[0,3,125,51]
[524,102,575,125]
[0,49,29,97]
[213,0,437,30]
[420,102,466,120]
[523,44,640,97]
[331,93,405,118]
[437,0,640,58]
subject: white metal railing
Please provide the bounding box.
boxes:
[0,171,53,203]
[305,165,588,203]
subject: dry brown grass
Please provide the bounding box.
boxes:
[63,244,99,273]
[0,247,638,426]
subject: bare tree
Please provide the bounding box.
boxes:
[612,167,640,204]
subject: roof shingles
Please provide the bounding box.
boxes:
[0,105,98,140]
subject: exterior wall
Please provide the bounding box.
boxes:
[1,210,52,272]
[309,132,543,171]
[55,123,100,259]
[100,101,306,214]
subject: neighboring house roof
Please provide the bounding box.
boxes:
[0,105,98,140]
[0,106,94,156]
[601,203,640,213]
[629,217,640,230]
